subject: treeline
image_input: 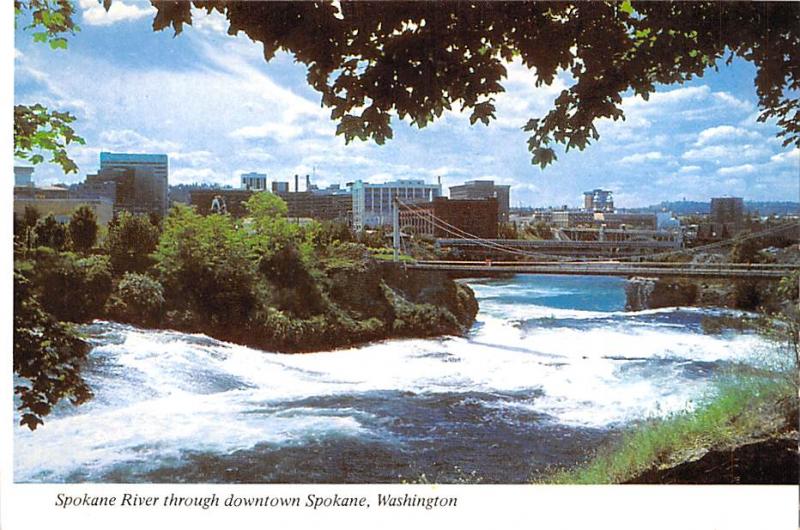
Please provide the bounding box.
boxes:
[13,194,477,430]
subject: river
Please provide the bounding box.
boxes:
[14,275,785,483]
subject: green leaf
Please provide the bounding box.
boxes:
[49,38,68,50]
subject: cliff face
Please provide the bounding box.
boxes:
[625,277,698,311]
[625,277,781,312]
[327,262,478,341]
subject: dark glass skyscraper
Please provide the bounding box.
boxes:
[97,152,169,217]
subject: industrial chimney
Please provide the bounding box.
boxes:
[306,174,311,192]
[294,174,299,193]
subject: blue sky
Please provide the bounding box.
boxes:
[13,0,800,208]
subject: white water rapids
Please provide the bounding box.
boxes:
[14,275,787,483]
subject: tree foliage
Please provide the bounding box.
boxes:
[14,1,85,173]
[14,268,91,430]
[105,272,165,327]
[15,0,79,49]
[106,211,161,273]
[32,213,68,250]
[151,1,799,168]
[155,204,259,327]
[68,205,98,253]
[30,250,113,322]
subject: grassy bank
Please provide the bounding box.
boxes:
[542,373,798,484]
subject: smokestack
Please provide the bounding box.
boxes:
[437,175,442,187]
[306,174,311,192]
[294,174,299,193]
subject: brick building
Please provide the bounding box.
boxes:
[399,197,498,239]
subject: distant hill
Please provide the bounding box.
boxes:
[638,201,800,216]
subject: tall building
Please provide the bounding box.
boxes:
[97,152,169,217]
[583,189,614,212]
[399,197,498,239]
[271,181,289,193]
[14,166,34,187]
[710,196,745,236]
[449,180,511,222]
[349,179,442,231]
[241,172,268,191]
[710,197,745,225]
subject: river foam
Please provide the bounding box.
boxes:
[14,275,787,483]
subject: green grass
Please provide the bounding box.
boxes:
[541,374,797,484]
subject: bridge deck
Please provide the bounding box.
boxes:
[408,261,800,279]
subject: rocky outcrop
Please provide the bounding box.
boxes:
[625,277,698,310]
[625,432,799,484]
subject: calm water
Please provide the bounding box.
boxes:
[14,275,783,483]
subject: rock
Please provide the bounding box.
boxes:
[625,277,697,310]
[625,433,800,484]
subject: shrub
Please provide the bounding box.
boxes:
[68,205,98,253]
[32,213,67,250]
[106,211,160,273]
[259,242,326,317]
[106,273,165,326]
[156,204,259,328]
[31,250,113,322]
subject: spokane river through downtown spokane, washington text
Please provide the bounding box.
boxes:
[54,492,459,510]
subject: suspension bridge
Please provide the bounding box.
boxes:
[391,198,800,280]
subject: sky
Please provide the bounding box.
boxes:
[12,0,800,208]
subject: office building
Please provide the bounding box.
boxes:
[449,180,511,222]
[551,210,594,228]
[710,197,745,226]
[190,189,255,217]
[709,196,746,237]
[241,172,268,191]
[272,181,290,193]
[594,212,657,230]
[350,179,442,231]
[277,192,352,223]
[95,152,169,217]
[14,196,115,228]
[398,197,498,239]
[583,189,614,212]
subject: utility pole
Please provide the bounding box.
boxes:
[393,196,400,262]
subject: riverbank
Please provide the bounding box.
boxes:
[543,375,798,484]
[550,241,800,484]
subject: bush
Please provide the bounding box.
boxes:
[30,250,113,322]
[69,205,98,253]
[106,273,165,326]
[156,204,259,328]
[32,213,67,250]
[259,242,326,317]
[106,212,160,273]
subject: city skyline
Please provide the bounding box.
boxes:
[13,1,800,207]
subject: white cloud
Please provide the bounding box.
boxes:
[682,143,769,164]
[770,149,800,164]
[679,165,702,174]
[717,164,756,176]
[695,125,762,146]
[190,8,229,34]
[98,129,180,153]
[712,92,753,113]
[229,122,305,142]
[79,0,154,26]
[617,151,665,164]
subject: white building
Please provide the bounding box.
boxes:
[241,172,268,191]
[349,179,442,231]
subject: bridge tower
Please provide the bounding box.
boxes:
[392,196,400,262]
